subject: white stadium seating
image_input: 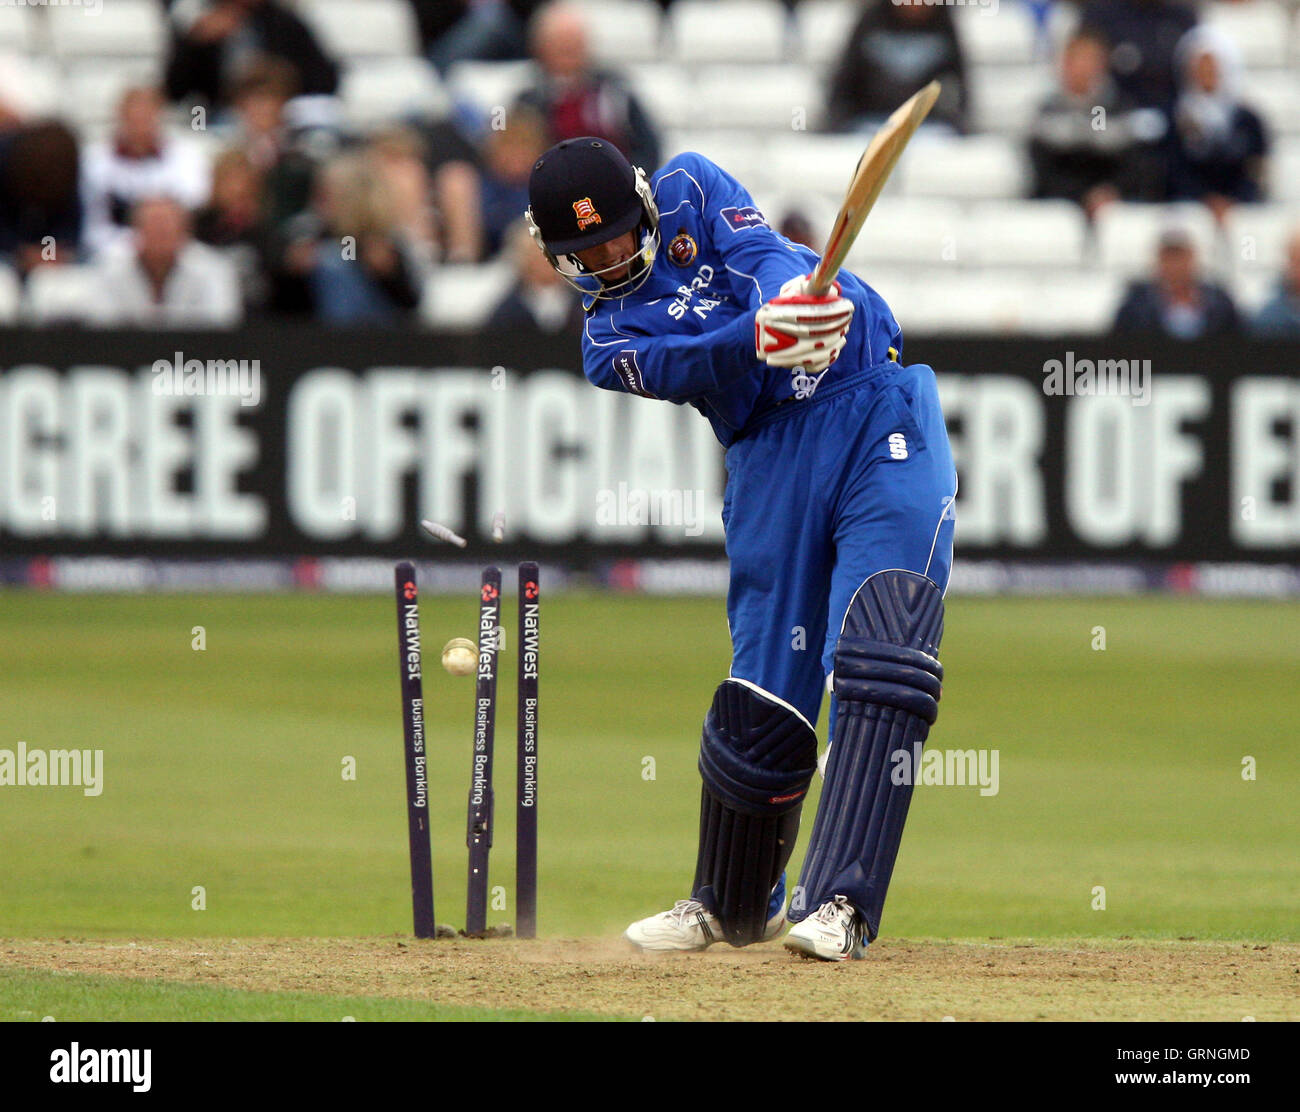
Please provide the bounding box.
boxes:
[1226,204,1300,275]
[668,0,789,65]
[796,0,859,66]
[627,64,696,131]
[900,134,1030,200]
[298,0,420,62]
[1093,203,1221,277]
[48,0,166,61]
[968,200,1088,268]
[420,263,514,331]
[340,58,449,127]
[60,61,164,133]
[1,0,1295,335]
[575,0,664,65]
[691,65,821,130]
[22,266,99,327]
[1203,1,1293,68]
[0,2,34,53]
[953,2,1042,66]
[445,60,536,117]
[0,264,20,325]
[845,198,969,270]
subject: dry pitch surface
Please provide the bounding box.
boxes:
[3,937,1296,1021]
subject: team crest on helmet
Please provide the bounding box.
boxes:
[667,232,698,266]
[572,197,601,230]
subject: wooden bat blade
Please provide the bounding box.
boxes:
[809,80,941,296]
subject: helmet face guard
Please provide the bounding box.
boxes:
[526,138,660,301]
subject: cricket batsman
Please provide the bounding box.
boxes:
[526,138,956,960]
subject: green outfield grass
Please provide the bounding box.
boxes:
[1,590,1296,948]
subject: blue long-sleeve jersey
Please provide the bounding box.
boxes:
[581,151,903,446]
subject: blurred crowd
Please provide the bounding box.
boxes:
[0,0,1297,337]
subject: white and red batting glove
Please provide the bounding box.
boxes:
[754,274,854,375]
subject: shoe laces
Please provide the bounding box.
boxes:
[667,898,706,925]
[811,895,853,925]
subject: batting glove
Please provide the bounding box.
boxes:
[754,275,854,374]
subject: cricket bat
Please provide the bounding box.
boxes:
[808,81,942,297]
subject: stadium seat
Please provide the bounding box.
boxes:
[1093,203,1221,277]
[953,3,1040,66]
[340,58,449,127]
[668,0,789,65]
[626,64,695,131]
[574,0,663,64]
[0,3,34,53]
[796,0,859,65]
[420,263,514,331]
[0,55,60,120]
[1225,204,1300,276]
[1031,271,1126,334]
[445,60,536,118]
[1273,140,1300,203]
[899,134,1029,199]
[844,198,969,270]
[1231,266,1283,318]
[298,0,420,61]
[968,199,1088,268]
[893,268,1120,335]
[0,263,19,324]
[48,0,166,61]
[691,65,821,130]
[22,266,99,326]
[1243,72,1300,137]
[60,61,163,134]
[970,63,1053,136]
[1203,1,1292,68]
[766,132,888,205]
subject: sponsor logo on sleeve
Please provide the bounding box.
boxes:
[719,205,768,232]
[614,349,654,397]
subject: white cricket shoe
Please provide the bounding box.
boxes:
[783,895,867,961]
[624,898,786,952]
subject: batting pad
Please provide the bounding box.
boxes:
[790,570,944,941]
[692,679,818,947]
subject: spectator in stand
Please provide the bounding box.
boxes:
[1166,26,1268,219]
[80,86,212,259]
[1113,227,1238,337]
[778,209,819,251]
[91,196,241,326]
[306,153,424,325]
[367,127,439,276]
[194,147,268,313]
[0,121,81,274]
[825,0,969,135]
[413,0,545,74]
[1029,29,1166,215]
[515,2,661,171]
[164,0,339,109]
[227,58,322,228]
[478,105,552,258]
[1080,0,1197,113]
[1251,228,1300,337]
[488,219,583,333]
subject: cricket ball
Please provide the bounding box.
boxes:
[441,637,477,677]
